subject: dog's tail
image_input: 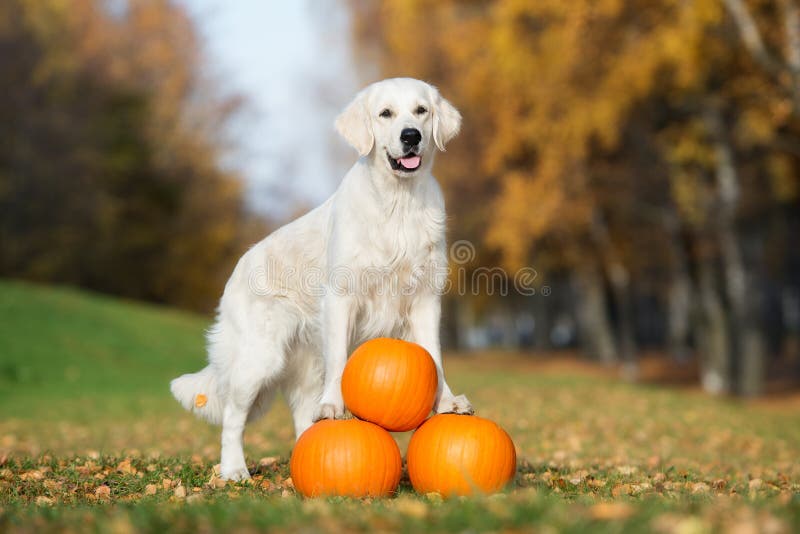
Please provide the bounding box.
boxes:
[170,366,224,425]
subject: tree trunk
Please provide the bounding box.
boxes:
[590,211,638,377]
[663,212,692,363]
[694,254,732,394]
[533,291,552,350]
[607,264,638,379]
[705,104,767,396]
[574,262,618,365]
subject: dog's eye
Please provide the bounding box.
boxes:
[415,106,428,115]
[379,108,393,118]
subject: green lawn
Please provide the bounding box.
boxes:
[1,279,799,532]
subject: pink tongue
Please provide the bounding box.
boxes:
[399,155,421,169]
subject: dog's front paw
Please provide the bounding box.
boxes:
[219,464,251,481]
[313,402,347,422]
[435,394,474,415]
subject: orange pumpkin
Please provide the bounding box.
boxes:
[342,338,438,432]
[407,414,516,496]
[290,419,402,497]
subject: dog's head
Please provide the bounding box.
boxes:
[335,78,461,177]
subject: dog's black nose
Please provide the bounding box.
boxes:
[400,128,422,147]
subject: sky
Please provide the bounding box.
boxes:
[176,0,361,219]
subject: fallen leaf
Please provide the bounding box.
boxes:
[617,466,638,476]
[20,470,43,481]
[590,502,634,520]
[612,484,632,497]
[208,474,227,489]
[174,485,187,499]
[95,485,111,500]
[748,478,763,491]
[43,479,63,491]
[116,460,136,475]
[145,484,158,496]
[393,496,428,518]
[35,496,54,506]
[195,394,207,408]
[258,457,278,468]
[691,482,709,494]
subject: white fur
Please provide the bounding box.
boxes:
[170,78,471,481]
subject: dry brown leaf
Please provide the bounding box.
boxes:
[95,485,111,500]
[393,496,428,518]
[748,478,763,491]
[589,502,634,520]
[691,482,709,494]
[35,496,54,506]
[116,460,136,475]
[43,479,63,491]
[208,474,227,489]
[145,484,158,496]
[423,492,443,502]
[611,484,632,497]
[20,470,43,481]
[174,485,187,498]
[258,457,278,468]
[162,478,173,490]
[76,461,99,475]
[194,394,207,408]
[617,466,637,476]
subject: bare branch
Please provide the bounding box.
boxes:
[782,0,800,71]
[779,0,800,111]
[722,0,783,75]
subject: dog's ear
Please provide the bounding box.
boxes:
[431,88,462,151]
[335,91,374,157]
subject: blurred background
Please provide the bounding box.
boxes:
[2,0,799,399]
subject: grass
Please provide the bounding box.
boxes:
[1,278,799,532]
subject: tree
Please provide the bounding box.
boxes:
[0,0,264,311]
[348,0,800,394]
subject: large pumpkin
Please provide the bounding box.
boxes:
[290,419,402,497]
[407,414,516,496]
[342,338,437,432]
